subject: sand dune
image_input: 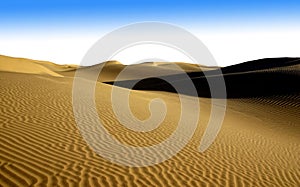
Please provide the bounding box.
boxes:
[106,58,300,98]
[0,55,299,186]
[69,60,215,82]
[140,61,218,71]
[0,55,78,77]
[0,55,61,77]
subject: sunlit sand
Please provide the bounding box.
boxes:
[0,54,299,186]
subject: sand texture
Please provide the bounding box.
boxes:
[0,55,299,186]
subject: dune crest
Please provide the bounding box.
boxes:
[0,55,77,77]
[106,57,300,98]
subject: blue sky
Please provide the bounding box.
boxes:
[0,0,300,66]
[1,0,300,33]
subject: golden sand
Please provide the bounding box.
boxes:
[0,55,299,186]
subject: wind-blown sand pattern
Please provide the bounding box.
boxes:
[0,55,299,186]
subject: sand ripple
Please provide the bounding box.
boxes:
[1,71,299,186]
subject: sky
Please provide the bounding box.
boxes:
[0,0,300,66]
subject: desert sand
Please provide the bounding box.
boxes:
[0,54,299,186]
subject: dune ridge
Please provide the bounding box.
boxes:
[0,55,77,77]
[105,58,300,98]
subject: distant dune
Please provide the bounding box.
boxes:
[0,55,77,77]
[73,60,215,82]
[0,54,299,186]
[105,57,300,98]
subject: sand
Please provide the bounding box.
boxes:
[0,55,299,186]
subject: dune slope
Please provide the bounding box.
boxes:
[105,58,300,98]
[0,55,77,77]
[0,55,299,186]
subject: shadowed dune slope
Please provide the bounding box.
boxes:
[105,58,300,98]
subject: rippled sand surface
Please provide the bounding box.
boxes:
[0,55,299,186]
